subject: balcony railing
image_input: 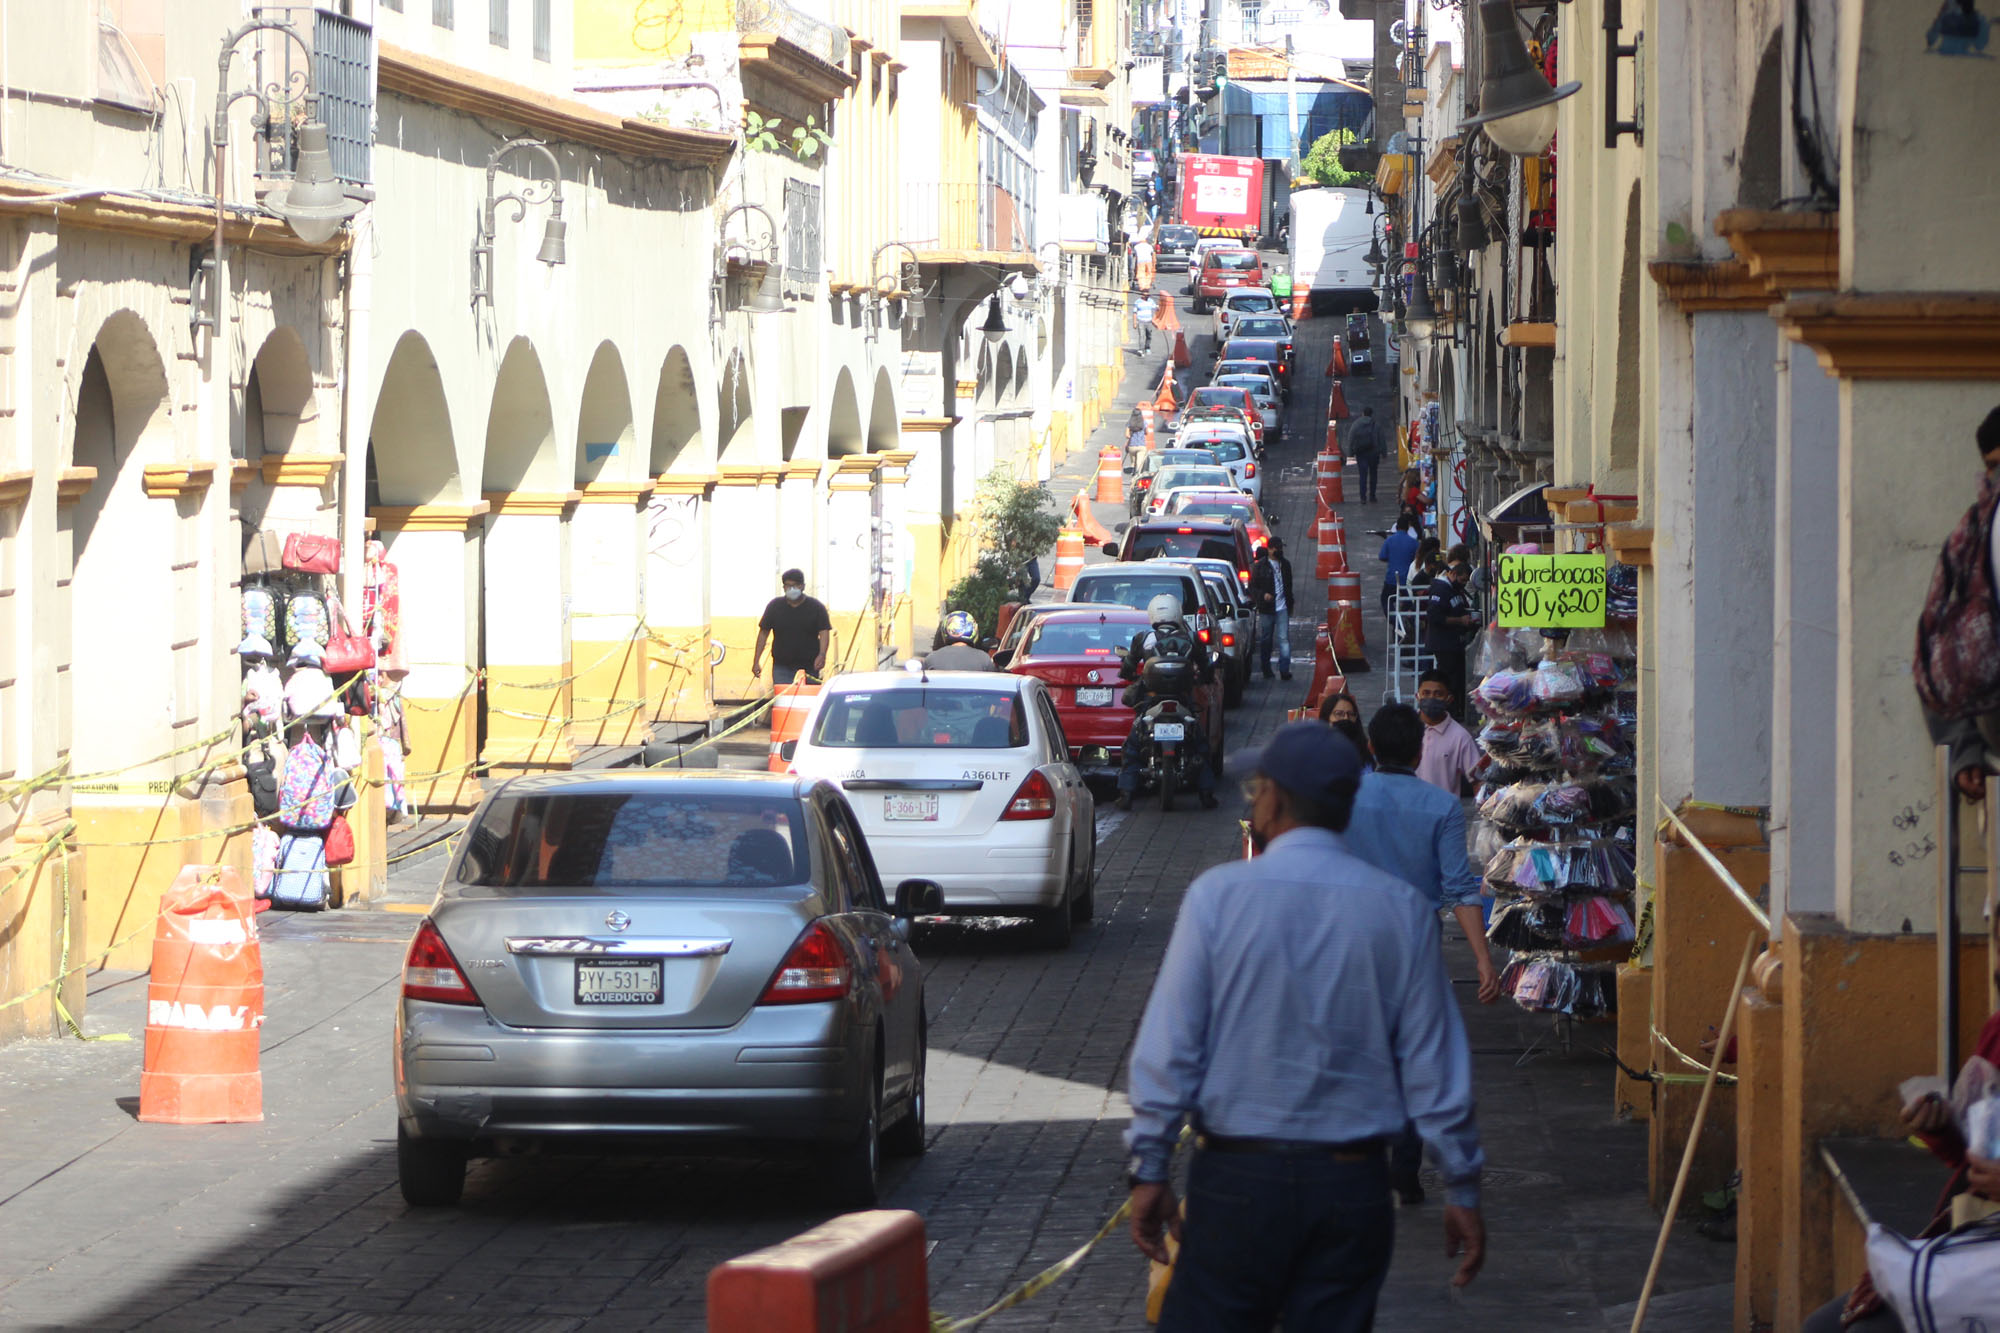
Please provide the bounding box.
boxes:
[901,182,1036,254]
[249,4,375,187]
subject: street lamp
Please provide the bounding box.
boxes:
[719,203,790,316]
[471,138,567,307]
[1460,0,1580,158]
[1404,273,1440,340]
[979,293,1009,344]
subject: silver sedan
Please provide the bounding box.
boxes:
[393,770,938,1208]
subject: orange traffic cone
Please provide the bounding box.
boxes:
[1291,288,1309,321]
[1172,331,1191,369]
[1316,449,1345,507]
[1153,373,1179,412]
[1073,489,1117,546]
[1327,572,1369,671]
[1328,380,1351,420]
[1302,629,1337,710]
[768,671,821,770]
[139,867,264,1124]
[1095,445,1124,504]
[1053,527,1086,590]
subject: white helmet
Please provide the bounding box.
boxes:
[1146,593,1185,627]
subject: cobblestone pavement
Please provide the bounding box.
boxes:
[0,296,1732,1331]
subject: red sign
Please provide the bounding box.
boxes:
[1179,155,1264,235]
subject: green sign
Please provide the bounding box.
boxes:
[1495,553,1609,628]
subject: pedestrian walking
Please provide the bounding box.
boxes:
[1342,702,1502,1204]
[1126,722,1486,1331]
[1249,539,1294,680]
[1346,407,1384,503]
[1424,560,1477,719]
[1133,236,1158,290]
[1415,668,1484,794]
[1134,291,1160,353]
[1378,511,1420,619]
[752,567,833,686]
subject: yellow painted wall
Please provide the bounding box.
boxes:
[571,635,650,748]
[481,662,581,774]
[0,827,85,1041]
[401,690,485,814]
[574,0,737,63]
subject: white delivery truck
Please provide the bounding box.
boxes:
[1287,185,1378,316]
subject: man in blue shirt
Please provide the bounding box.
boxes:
[1378,510,1420,618]
[1125,722,1486,1329]
[1342,701,1501,1205]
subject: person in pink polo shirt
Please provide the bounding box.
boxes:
[1414,670,1483,796]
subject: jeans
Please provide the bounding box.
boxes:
[1258,611,1292,676]
[1158,1149,1394,1333]
[1140,320,1155,352]
[1119,711,1215,794]
[772,662,816,688]
[1354,453,1381,503]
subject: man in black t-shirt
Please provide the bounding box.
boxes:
[1424,561,1475,720]
[753,568,833,687]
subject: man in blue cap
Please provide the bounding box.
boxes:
[1124,721,1485,1329]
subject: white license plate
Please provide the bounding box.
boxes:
[885,793,940,821]
[1152,723,1186,741]
[575,960,662,1005]
[1076,687,1115,706]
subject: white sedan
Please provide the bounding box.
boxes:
[787,672,1096,947]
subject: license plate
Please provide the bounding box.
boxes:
[1077,687,1114,706]
[885,793,940,821]
[575,960,662,1005]
[1152,723,1185,741]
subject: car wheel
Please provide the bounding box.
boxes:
[882,1019,927,1158]
[828,1062,883,1207]
[1071,835,1096,923]
[1035,854,1076,948]
[397,1125,467,1208]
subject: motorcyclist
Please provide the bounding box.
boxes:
[926,610,996,671]
[1114,594,1219,809]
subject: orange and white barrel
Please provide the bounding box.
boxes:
[768,673,822,771]
[1052,527,1086,591]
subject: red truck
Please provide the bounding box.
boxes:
[1177,154,1264,240]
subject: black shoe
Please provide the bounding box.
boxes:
[1198,791,1219,810]
[1261,669,1275,679]
[1113,792,1133,811]
[1280,673,1293,681]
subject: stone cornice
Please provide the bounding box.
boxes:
[142,461,217,499]
[0,468,31,507]
[1775,293,2000,380]
[875,450,918,465]
[1714,208,1839,295]
[900,417,957,433]
[781,460,827,482]
[371,501,492,531]
[230,460,256,493]
[54,467,95,505]
[379,44,734,167]
[652,472,719,495]
[1500,321,1556,348]
[1606,522,1654,568]
[576,480,657,505]
[260,452,344,487]
[739,34,858,105]
[482,489,582,515]
[1647,259,1775,312]
[0,183,348,256]
[715,465,786,487]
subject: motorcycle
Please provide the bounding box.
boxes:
[1137,697,1195,812]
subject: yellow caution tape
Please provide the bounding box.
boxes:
[1650,1023,1739,1087]
[930,1196,1135,1332]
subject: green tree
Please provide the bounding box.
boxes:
[1300,128,1372,188]
[942,468,1064,637]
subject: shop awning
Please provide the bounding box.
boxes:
[1480,480,1551,541]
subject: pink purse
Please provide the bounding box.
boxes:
[282,533,341,574]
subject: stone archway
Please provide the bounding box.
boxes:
[711,350,772,697]
[645,345,713,723]
[238,327,326,535]
[571,342,647,745]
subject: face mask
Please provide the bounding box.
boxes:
[1418,699,1450,720]
[783,587,804,602]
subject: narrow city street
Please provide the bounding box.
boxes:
[0,303,1731,1332]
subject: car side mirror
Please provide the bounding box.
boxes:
[895,879,945,918]
[1101,541,1119,558]
[978,637,1001,652]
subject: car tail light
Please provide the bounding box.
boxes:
[403,919,481,1006]
[1196,626,1212,644]
[1176,526,1194,533]
[759,921,852,1004]
[1238,568,1251,586]
[1137,476,1151,490]
[1222,632,1236,647]
[1001,769,1056,820]
[1245,462,1257,478]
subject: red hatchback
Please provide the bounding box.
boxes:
[1005,608,1222,775]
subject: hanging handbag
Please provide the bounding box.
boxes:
[324,812,356,867]
[244,529,285,577]
[322,595,376,675]
[282,532,341,574]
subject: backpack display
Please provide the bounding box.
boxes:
[242,587,278,643]
[278,732,338,831]
[1913,474,2000,721]
[285,589,330,651]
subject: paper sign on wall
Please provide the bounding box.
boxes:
[1495,553,1608,628]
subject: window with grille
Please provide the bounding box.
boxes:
[433,0,453,27]
[784,180,822,288]
[533,0,551,59]
[490,0,508,45]
[314,9,375,186]
[1074,0,1094,65]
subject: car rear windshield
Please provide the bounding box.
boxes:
[812,688,1027,748]
[1025,620,1135,657]
[1160,226,1196,243]
[457,792,812,889]
[1129,532,1240,564]
[1189,388,1248,409]
[1227,293,1278,312]
[1189,438,1248,463]
[1224,340,1282,361]
[1216,377,1272,396]
[1156,467,1235,492]
[1234,318,1290,339]
[1072,573,1200,615]
[1177,500,1255,524]
[1207,251,1259,271]
[1215,361,1270,378]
